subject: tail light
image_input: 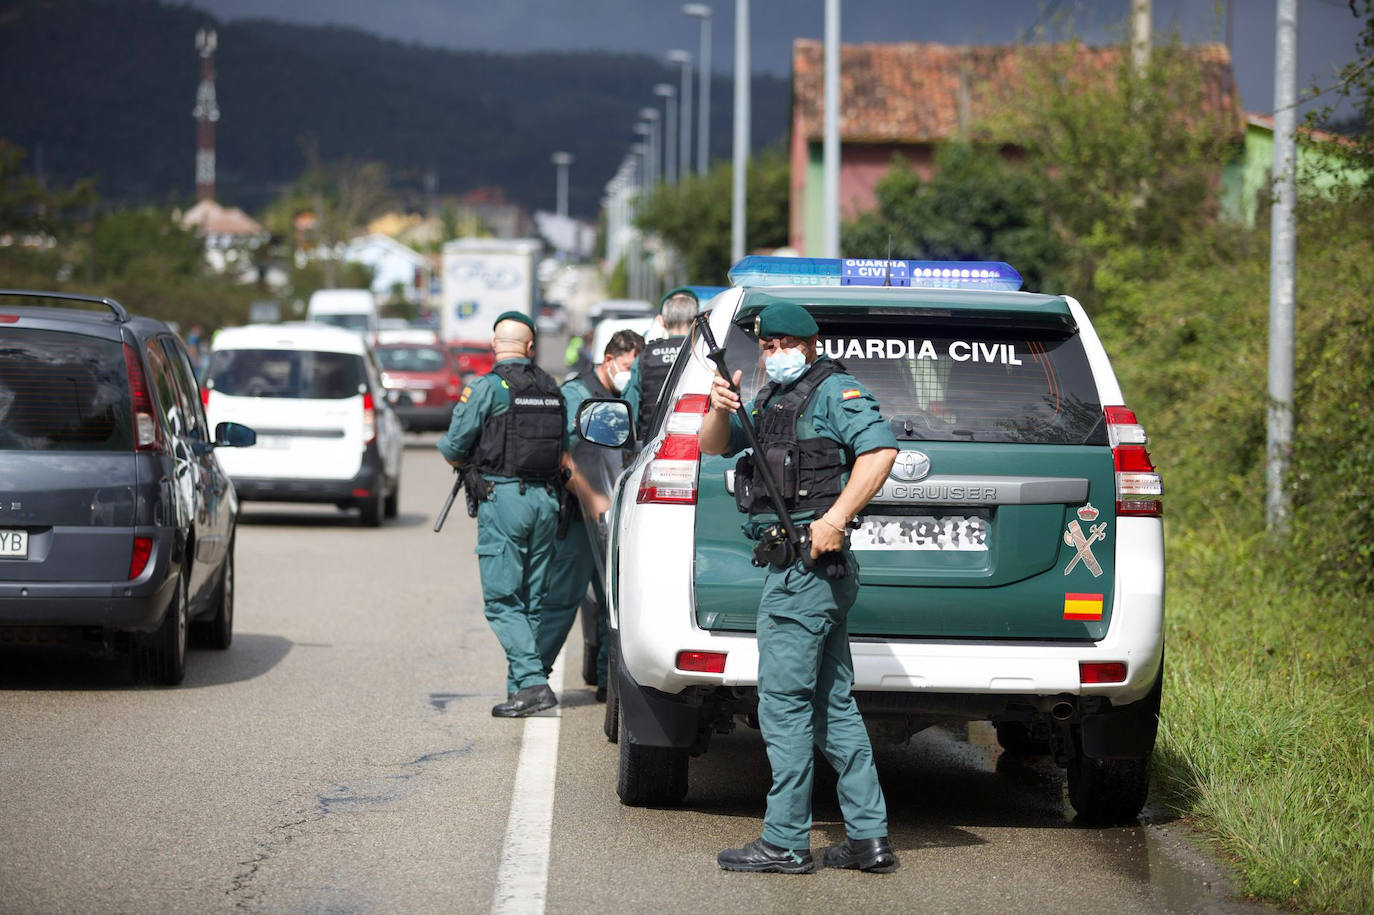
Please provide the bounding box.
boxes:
[676,650,727,674]
[129,536,153,579]
[636,394,710,504]
[122,343,162,452]
[1080,661,1128,684]
[1105,406,1162,516]
[362,391,377,445]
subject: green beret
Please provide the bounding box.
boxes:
[660,286,699,308]
[493,311,536,335]
[755,301,818,338]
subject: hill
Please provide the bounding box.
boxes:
[0,0,791,219]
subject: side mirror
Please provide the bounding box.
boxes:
[214,421,257,448]
[576,399,631,448]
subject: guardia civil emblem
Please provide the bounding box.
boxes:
[1063,503,1107,578]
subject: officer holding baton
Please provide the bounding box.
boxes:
[698,301,899,874]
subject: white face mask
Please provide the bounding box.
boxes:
[764,347,808,385]
[611,369,632,394]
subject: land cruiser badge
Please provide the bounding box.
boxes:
[1064,503,1106,577]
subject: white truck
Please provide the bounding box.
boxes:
[439,238,542,343]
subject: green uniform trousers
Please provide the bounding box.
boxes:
[534,513,609,685]
[756,551,889,851]
[475,481,559,696]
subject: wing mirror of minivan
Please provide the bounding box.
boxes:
[576,400,631,448]
[213,421,257,449]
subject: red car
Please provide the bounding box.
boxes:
[448,340,495,383]
[375,343,464,432]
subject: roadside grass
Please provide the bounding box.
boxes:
[1153,519,1374,912]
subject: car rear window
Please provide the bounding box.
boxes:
[721,314,1107,446]
[0,328,133,451]
[376,346,447,373]
[207,349,365,399]
[311,314,372,333]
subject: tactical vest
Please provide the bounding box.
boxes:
[734,359,849,516]
[470,362,565,483]
[635,335,686,439]
[576,367,615,400]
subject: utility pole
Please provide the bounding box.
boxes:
[192,29,219,202]
[668,50,693,181]
[731,0,750,264]
[655,84,678,187]
[551,152,573,218]
[1267,0,1298,536]
[822,0,841,258]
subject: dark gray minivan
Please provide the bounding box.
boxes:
[0,291,255,684]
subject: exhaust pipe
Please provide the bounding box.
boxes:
[1051,701,1075,721]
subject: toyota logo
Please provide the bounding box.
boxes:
[890,450,931,482]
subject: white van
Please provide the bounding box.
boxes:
[204,323,403,526]
[307,289,380,343]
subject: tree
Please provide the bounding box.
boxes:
[635,146,790,285]
[0,140,95,239]
[1304,0,1374,193]
[842,143,1063,293]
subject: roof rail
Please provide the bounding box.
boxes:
[0,289,130,323]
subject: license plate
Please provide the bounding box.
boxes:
[850,514,989,551]
[0,528,29,559]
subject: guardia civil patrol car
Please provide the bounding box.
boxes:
[579,256,1164,824]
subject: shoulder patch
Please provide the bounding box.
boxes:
[459,385,472,403]
[842,388,862,400]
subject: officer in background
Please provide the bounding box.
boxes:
[437,311,565,718]
[536,328,644,701]
[622,287,700,440]
[699,301,900,875]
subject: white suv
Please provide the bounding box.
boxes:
[576,257,1164,824]
[204,323,403,526]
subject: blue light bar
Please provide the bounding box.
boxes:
[727,256,1023,291]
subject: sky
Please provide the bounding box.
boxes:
[189,0,1364,121]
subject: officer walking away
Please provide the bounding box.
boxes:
[437,311,566,718]
[699,301,899,875]
[623,288,700,441]
[536,329,644,701]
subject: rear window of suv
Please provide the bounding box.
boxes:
[0,328,133,451]
[208,349,365,399]
[376,346,447,373]
[720,313,1108,446]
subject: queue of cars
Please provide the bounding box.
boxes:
[568,256,1165,824]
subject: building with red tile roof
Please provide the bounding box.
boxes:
[790,39,1244,254]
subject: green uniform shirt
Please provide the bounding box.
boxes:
[436,356,534,482]
[723,357,896,524]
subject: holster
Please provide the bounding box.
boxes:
[750,522,852,580]
[461,466,490,518]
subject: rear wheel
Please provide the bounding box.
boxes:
[1067,753,1151,824]
[359,485,384,527]
[194,536,234,650]
[616,699,689,807]
[383,475,400,519]
[135,569,188,686]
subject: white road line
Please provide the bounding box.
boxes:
[491,651,567,915]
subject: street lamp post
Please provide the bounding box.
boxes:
[683,3,712,177]
[550,151,573,219]
[654,83,678,187]
[668,49,693,181]
[731,0,749,264]
[638,108,661,188]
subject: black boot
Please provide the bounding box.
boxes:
[492,684,557,718]
[822,836,898,873]
[717,838,815,874]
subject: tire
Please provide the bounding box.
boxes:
[135,569,188,686]
[1067,753,1151,824]
[359,485,384,527]
[995,721,1049,756]
[194,535,234,650]
[616,700,689,807]
[383,475,399,519]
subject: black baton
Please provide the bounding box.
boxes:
[433,468,463,533]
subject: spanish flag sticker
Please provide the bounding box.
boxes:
[1064,593,1103,620]
[842,388,862,400]
[459,386,471,403]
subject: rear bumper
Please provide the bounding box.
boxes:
[392,403,454,431]
[0,530,179,633]
[232,444,384,503]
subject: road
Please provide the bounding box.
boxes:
[0,339,1267,914]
